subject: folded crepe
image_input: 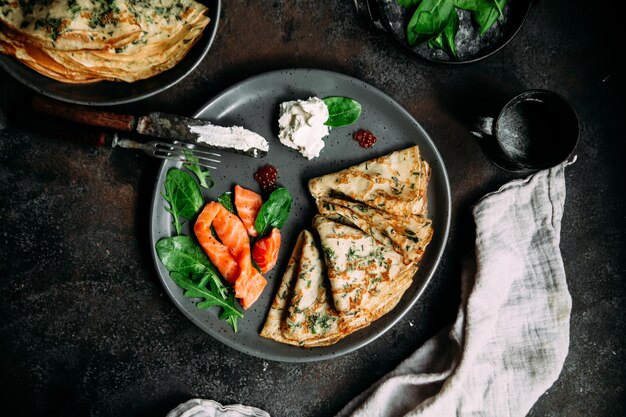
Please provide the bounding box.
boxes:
[261,146,433,347]
[260,229,413,348]
[316,198,433,265]
[308,145,431,217]
[260,230,368,347]
[313,214,416,313]
[0,0,210,83]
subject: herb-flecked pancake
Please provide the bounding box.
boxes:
[0,0,210,83]
[316,198,433,265]
[261,145,434,347]
[308,145,431,217]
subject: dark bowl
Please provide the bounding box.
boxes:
[354,0,532,65]
[0,0,221,106]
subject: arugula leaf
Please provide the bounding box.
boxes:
[170,271,243,332]
[161,169,204,235]
[427,8,459,59]
[217,191,235,213]
[323,97,362,127]
[254,187,292,237]
[406,0,455,45]
[183,150,215,189]
[156,236,242,331]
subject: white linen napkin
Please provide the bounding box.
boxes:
[166,399,269,417]
[168,163,572,417]
[336,163,571,417]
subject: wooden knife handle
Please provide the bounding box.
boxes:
[12,110,113,147]
[30,95,137,131]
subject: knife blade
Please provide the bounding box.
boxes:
[30,96,269,158]
[136,112,269,158]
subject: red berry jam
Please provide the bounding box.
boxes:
[353,129,377,148]
[254,164,278,192]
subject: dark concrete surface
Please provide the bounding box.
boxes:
[1,1,624,416]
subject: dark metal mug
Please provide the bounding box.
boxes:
[471,89,579,172]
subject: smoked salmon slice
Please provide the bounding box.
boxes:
[234,267,268,310]
[194,202,240,283]
[234,185,263,237]
[212,203,250,262]
[194,201,267,309]
[252,228,281,273]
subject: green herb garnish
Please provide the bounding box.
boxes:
[183,150,215,189]
[34,17,63,41]
[217,191,235,213]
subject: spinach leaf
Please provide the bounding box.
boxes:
[474,0,506,35]
[454,0,481,9]
[454,0,507,35]
[156,235,216,281]
[254,187,292,237]
[323,97,362,127]
[161,168,204,235]
[217,191,235,213]
[398,0,421,8]
[156,236,242,331]
[406,0,455,45]
[427,8,459,59]
[183,150,215,189]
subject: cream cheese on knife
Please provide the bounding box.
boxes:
[190,123,270,155]
[134,112,269,157]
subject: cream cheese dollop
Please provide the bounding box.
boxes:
[278,97,329,160]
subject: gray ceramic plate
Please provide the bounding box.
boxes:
[150,69,451,362]
[0,0,220,106]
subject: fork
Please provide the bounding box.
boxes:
[111,134,221,170]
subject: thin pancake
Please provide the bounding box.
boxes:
[260,230,371,348]
[308,145,431,217]
[316,198,433,264]
[281,230,341,344]
[260,229,418,348]
[1,31,100,82]
[262,145,433,348]
[313,214,412,313]
[0,0,142,50]
[41,17,207,82]
[0,0,210,83]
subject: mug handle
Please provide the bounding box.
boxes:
[470,116,495,139]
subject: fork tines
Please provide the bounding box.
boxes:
[112,135,222,169]
[152,141,221,170]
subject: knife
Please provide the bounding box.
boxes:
[30,96,269,158]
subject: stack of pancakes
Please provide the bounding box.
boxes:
[0,0,210,83]
[261,145,434,347]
